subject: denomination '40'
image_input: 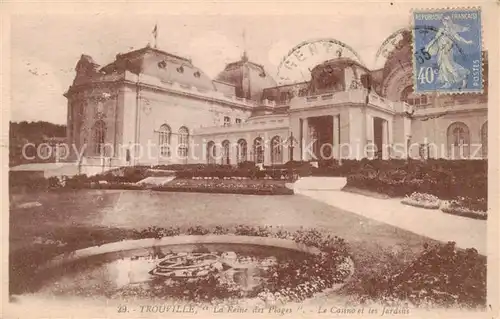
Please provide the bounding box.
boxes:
[418,66,439,84]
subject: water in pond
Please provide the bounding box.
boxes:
[36,248,287,301]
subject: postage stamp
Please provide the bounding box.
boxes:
[412,8,483,94]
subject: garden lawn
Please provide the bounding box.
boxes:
[10,189,441,300]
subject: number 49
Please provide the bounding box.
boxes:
[418,67,435,84]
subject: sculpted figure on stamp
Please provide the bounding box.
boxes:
[412,8,483,93]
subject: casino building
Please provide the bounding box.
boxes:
[64,29,488,173]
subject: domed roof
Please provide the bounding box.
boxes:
[310,57,368,73]
[100,45,216,91]
[215,52,276,101]
[309,57,371,94]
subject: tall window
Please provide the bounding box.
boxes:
[207,141,216,164]
[271,136,283,164]
[177,126,189,162]
[221,140,230,165]
[481,121,487,158]
[158,124,171,158]
[253,137,264,164]
[401,86,428,107]
[92,120,106,156]
[237,139,247,164]
[447,122,470,159]
[235,118,242,124]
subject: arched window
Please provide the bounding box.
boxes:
[253,137,264,164]
[221,140,230,165]
[447,122,470,159]
[177,126,189,162]
[92,120,106,156]
[158,124,171,157]
[237,139,247,164]
[401,86,428,107]
[206,141,216,164]
[271,136,283,164]
[481,121,487,158]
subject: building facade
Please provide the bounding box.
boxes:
[64,30,488,171]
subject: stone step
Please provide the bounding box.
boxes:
[293,176,347,191]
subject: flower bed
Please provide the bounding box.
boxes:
[152,179,294,195]
[175,167,295,181]
[401,192,441,209]
[37,173,294,195]
[441,198,487,220]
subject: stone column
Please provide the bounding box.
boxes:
[387,119,394,159]
[67,102,73,146]
[333,115,340,160]
[289,117,301,162]
[382,119,389,159]
[301,117,309,161]
[265,136,273,166]
[230,138,238,166]
[282,133,290,164]
[365,113,374,159]
[348,108,364,160]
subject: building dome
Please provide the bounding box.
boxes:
[100,46,216,91]
[215,52,277,101]
[309,57,371,94]
[382,29,412,78]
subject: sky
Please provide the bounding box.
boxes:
[9,3,492,124]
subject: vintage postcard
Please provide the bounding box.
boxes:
[1,1,498,318]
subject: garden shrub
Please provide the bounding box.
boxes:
[336,159,487,201]
[47,176,62,189]
[65,174,91,189]
[387,242,486,307]
[237,161,256,169]
[187,225,211,235]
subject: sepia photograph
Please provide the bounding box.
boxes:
[2,1,498,318]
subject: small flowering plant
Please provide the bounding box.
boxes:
[402,192,441,209]
[441,197,487,220]
[153,179,294,195]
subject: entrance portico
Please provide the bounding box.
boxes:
[289,90,394,161]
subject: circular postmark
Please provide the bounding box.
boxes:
[276,38,365,86]
[375,25,468,67]
[375,25,470,95]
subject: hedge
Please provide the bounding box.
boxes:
[312,159,487,201]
